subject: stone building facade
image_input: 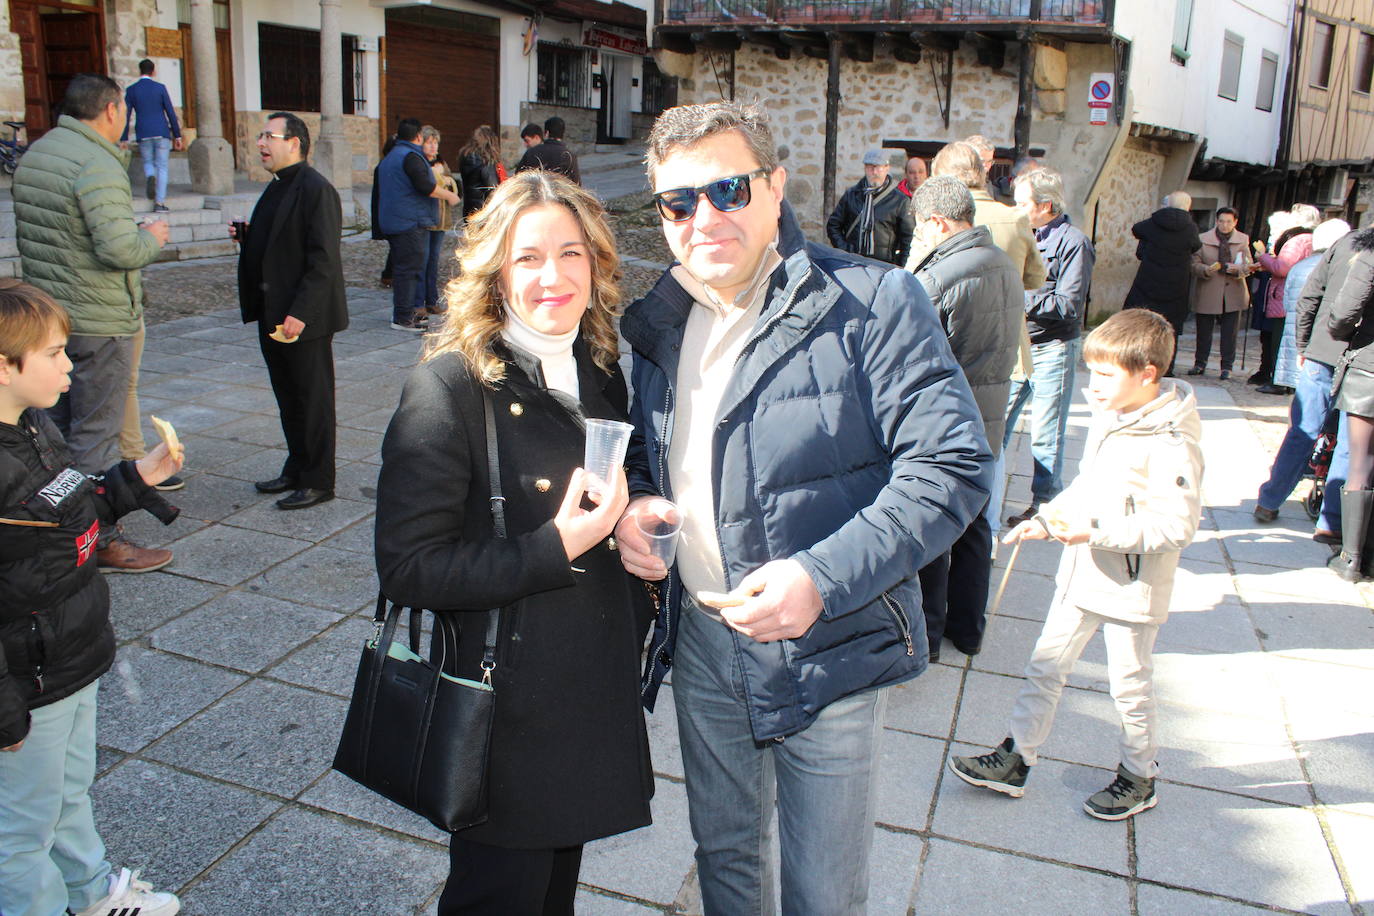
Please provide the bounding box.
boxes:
[661,37,1128,318]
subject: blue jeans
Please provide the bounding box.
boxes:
[1256,358,1349,531]
[1002,337,1081,507]
[138,136,171,204]
[0,681,111,916]
[414,230,446,311]
[673,600,887,915]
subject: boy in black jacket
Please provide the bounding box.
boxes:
[0,280,184,916]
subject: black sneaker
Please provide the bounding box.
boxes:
[1006,503,1039,527]
[948,737,1030,797]
[154,474,185,492]
[146,175,156,200]
[1186,366,1205,376]
[1084,764,1157,820]
[390,315,429,332]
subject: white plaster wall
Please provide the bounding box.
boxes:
[1116,0,1290,166]
[232,0,385,118]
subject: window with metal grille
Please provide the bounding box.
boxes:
[1255,50,1279,111]
[258,23,358,114]
[1356,31,1374,95]
[1309,20,1335,89]
[1218,30,1243,101]
[536,42,593,108]
[641,58,678,116]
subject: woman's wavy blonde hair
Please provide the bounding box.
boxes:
[424,170,623,384]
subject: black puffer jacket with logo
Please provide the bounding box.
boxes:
[0,408,174,746]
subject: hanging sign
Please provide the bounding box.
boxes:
[582,26,649,56]
[1087,71,1114,126]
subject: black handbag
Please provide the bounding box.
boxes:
[333,390,507,832]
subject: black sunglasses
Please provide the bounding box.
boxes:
[653,169,770,222]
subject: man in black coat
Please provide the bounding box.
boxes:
[514,117,581,184]
[1124,190,1202,376]
[909,176,1024,659]
[824,148,914,266]
[234,112,348,510]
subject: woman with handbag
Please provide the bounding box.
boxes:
[373,170,653,914]
[1326,226,1374,580]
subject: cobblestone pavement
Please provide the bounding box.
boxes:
[89,257,1373,914]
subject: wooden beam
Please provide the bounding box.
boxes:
[1014,35,1034,161]
[823,33,841,223]
[661,31,695,54]
[969,32,1005,70]
[694,30,742,51]
[843,33,873,63]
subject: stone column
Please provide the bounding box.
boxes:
[314,0,353,190]
[188,0,234,195]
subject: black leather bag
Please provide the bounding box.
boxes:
[332,390,506,832]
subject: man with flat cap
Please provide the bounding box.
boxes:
[826,148,914,265]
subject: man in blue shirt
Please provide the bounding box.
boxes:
[120,59,182,212]
[375,117,458,331]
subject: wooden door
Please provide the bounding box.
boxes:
[9,1,48,134]
[40,11,102,124]
[9,0,107,137]
[384,17,498,156]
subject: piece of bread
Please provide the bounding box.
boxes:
[268,323,299,344]
[149,415,184,460]
[697,590,748,609]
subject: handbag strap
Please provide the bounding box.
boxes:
[479,388,504,683]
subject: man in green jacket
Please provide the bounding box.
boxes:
[13,74,172,572]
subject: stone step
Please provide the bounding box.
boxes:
[164,238,238,260]
[126,151,193,188]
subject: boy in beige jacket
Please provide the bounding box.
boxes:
[949,309,1205,820]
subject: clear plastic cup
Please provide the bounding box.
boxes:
[583,418,633,496]
[635,499,683,567]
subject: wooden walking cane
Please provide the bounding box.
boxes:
[986,539,1023,618]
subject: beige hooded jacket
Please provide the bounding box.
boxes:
[1036,378,1204,624]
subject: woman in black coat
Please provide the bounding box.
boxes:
[457,125,503,219]
[1123,194,1202,376]
[374,171,653,914]
[1326,227,1374,580]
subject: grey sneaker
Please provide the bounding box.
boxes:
[1084,765,1157,820]
[948,737,1029,798]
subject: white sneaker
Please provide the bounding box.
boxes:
[72,867,180,916]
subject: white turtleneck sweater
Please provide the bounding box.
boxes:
[501,311,580,399]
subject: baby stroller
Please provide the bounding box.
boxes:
[1303,408,1339,521]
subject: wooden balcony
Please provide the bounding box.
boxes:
[658,0,1113,34]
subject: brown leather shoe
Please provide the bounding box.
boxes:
[97,539,173,574]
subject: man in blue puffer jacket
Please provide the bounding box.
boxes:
[615,101,992,915]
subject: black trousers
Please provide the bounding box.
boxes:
[1258,317,1285,384]
[387,227,428,324]
[258,327,336,490]
[1194,311,1240,372]
[918,500,993,652]
[438,838,583,916]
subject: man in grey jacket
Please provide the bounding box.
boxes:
[614,102,991,915]
[909,176,1023,660]
[12,74,171,572]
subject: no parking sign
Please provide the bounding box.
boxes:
[1088,72,1114,125]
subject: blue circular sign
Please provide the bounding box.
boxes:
[1091,80,1111,100]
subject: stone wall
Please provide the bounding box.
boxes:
[520,103,599,156]
[234,112,379,187]
[103,0,161,90]
[0,3,23,123]
[1087,136,1169,324]
[671,40,1123,238]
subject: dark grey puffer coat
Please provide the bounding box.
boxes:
[1328,228,1374,373]
[912,225,1024,456]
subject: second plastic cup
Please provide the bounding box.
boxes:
[635,499,683,567]
[583,418,633,496]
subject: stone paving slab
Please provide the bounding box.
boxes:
[1134,782,1349,914]
[911,839,1130,915]
[70,291,1372,914]
[178,806,448,916]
